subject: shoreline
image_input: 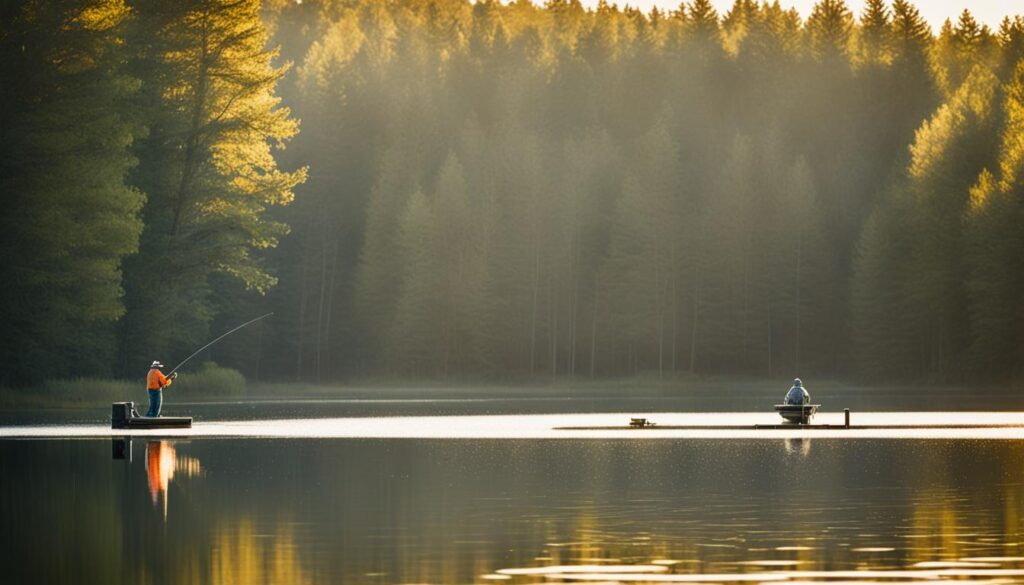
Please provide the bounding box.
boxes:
[2,377,1023,411]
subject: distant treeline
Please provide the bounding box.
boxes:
[3,0,1024,386]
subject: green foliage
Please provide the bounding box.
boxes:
[261,0,1024,384]
[0,362,245,407]
[931,10,1001,97]
[9,0,1024,387]
[806,0,854,62]
[0,377,132,409]
[118,0,306,372]
[851,186,919,379]
[0,0,144,385]
[173,362,247,397]
[388,188,445,374]
[963,61,1024,380]
[853,67,1001,380]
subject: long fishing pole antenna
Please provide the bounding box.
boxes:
[168,312,273,375]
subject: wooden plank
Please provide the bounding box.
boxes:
[553,424,1024,431]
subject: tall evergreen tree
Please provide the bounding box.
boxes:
[856,0,890,67]
[965,61,1024,380]
[0,0,143,384]
[902,68,1000,378]
[121,0,306,372]
[931,10,999,96]
[851,185,918,379]
[601,123,681,376]
[806,0,854,64]
[388,188,445,374]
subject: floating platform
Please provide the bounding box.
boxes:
[551,408,1024,431]
[774,403,819,424]
[111,402,192,430]
[554,423,1024,431]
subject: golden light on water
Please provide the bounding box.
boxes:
[98,439,1024,585]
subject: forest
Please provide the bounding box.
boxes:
[3,0,1024,388]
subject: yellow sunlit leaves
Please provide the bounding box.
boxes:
[75,0,126,32]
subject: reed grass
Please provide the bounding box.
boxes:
[0,362,246,409]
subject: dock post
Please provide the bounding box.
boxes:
[844,408,850,428]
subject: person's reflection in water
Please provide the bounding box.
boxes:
[145,441,201,519]
[783,438,812,457]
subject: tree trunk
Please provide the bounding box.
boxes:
[315,232,328,383]
[590,283,599,378]
[550,272,558,378]
[671,258,678,374]
[689,270,700,373]
[529,245,540,375]
[296,256,309,382]
[795,226,803,373]
[322,235,340,380]
[170,14,210,237]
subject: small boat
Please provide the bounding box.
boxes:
[111,402,192,429]
[773,403,819,424]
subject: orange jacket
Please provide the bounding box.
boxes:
[147,369,172,390]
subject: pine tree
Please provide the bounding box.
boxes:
[888,0,937,147]
[806,0,854,64]
[601,123,681,376]
[693,135,753,373]
[891,0,932,67]
[998,16,1024,76]
[0,0,143,384]
[931,10,999,96]
[965,61,1024,379]
[388,188,444,374]
[782,157,834,374]
[903,67,1001,379]
[121,0,306,371]
[353,146,419,366]
[856,0,891,67]
[433,152,479,375]
[851,185,919,379]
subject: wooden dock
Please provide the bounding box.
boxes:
[554,423,1024,431]
[554,408,1024,431]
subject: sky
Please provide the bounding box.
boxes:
[576,0,1024,32]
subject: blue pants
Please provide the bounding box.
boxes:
[147,389,162,417]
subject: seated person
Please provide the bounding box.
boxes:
[785,378,809,406]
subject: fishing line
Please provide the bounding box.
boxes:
[168,312,273,375]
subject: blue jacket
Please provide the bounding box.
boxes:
[785,385,810,405]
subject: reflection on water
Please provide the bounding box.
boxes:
[3,439,1024,584]
[144,441,202,517]
[783,438,812,457]
[210,519,311,585]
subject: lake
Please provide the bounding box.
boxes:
[3,394,1024,584]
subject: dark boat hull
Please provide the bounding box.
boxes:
[111,401,192,429]
[114,416,192,429]
[774,404,819,424]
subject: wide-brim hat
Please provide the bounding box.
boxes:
[150,361,164,368]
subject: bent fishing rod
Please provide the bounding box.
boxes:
[168,312,273,375]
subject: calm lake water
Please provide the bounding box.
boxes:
[3,395,1024,584]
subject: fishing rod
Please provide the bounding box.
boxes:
[168,312,273,376]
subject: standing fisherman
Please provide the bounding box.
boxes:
[146,361,177,417]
